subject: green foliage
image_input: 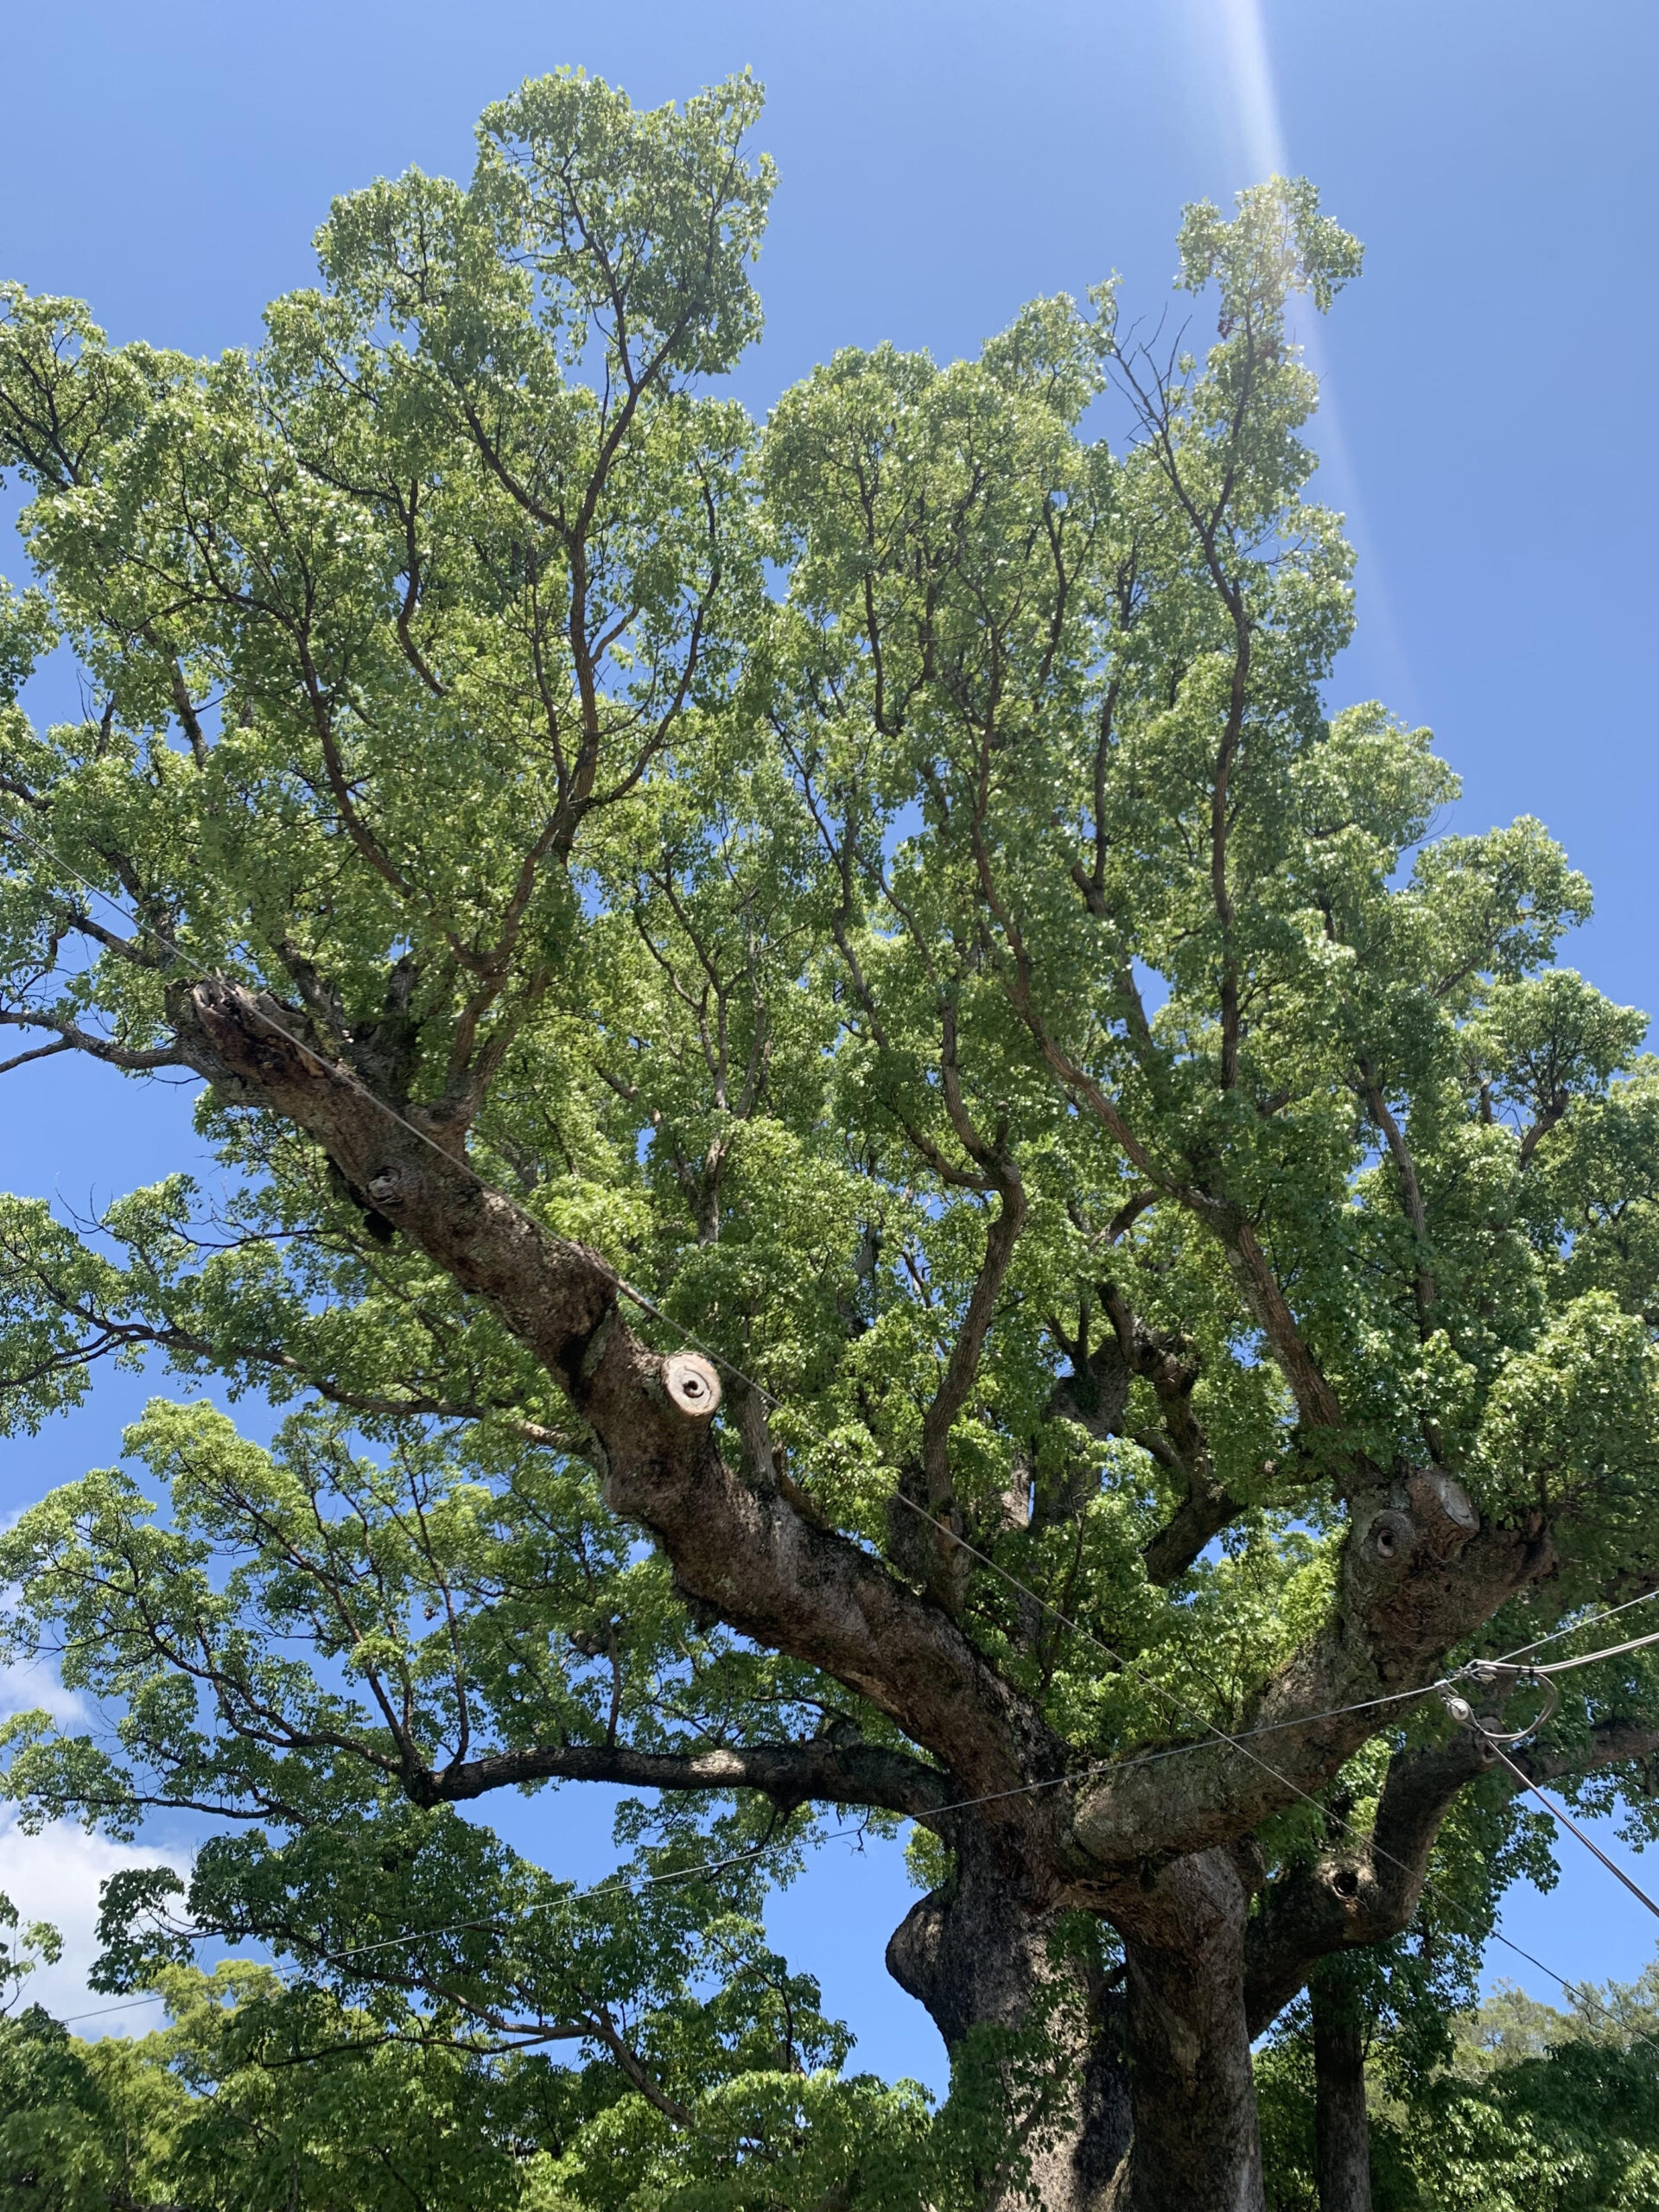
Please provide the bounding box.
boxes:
[0,61,1654,2208]
[1262,1964,1659,2212]
[0,1958,1005,2212]
[0,1893,60,2019]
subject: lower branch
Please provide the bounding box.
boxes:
[410,1736,950,1821]
[1244,1714,1659,2037]
[1243,1732,1493,2035]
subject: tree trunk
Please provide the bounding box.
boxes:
[1108,1851,1264,2212]
[1310,1961,1372,2212]
[886,1823,1131,2210]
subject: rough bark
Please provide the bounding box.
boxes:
[406,1737,951,1818]
[1310,1961,1372,2212]
[1108,1851,1263,2212]
[887,1824,1131,2212]
[180,982,1558,1887]
[1074,1475,1550,1878]
[179,981,1073,1859]
[1243,1732,1495,2035]
[1243,1715,1659,2040]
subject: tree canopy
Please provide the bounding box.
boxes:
[0,66,1656,2212]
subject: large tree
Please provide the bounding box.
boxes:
[0,69,1656,2212]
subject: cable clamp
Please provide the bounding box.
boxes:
[1443,1665,1557,1745]
[1440,1684,1476,1728]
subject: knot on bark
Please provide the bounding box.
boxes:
[190,977,317,1086]
[1320,1858,1379,1929]
[1406,1466,1479,1558]
[401,1764,442,1809]
[1360,1507,1417,1571]
[1354,1472,1477,1578]
[885,1890,952,2020]
[662,1351,721,1419]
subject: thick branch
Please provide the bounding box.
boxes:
[1140,1485,1249,1588]
[1096,1281,1247,1585]
[1243,1713,1659,2035]
[1223,1220,1345,1434]
[411,1736,950,1821]
[1243,1731,1493,2033]
[585,2005,693,2126]
[1071,1475,1552,1879]
[172,980,1071,1856]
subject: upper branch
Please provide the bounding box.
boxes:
[1068,1471,1553,1881]
[918,1003,1027,1531]
[1357,1056,1437,1332]
[0,1008,184,1072]
[1096,1281,1248,1584]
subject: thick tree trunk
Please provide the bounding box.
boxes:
[1108,1851,1264,2212]
[886,1825,1131,2210]
[1310,1963,1372,2212]
[886,1832,1273,2212]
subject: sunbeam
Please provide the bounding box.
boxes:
[1209,0,1415,710]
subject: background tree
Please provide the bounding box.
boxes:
[0,1893,60,2022]
[0,67,1656,2212]
[1260,1955,1659,2210]
[0,1937,946,2212]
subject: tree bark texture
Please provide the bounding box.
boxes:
[1310,1962,1372,2212]
[1108,1852,1264,2212]
[886,1825,1131,2211]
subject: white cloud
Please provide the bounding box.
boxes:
[0,1654,92,1726]
[0,1811,191,2037]
[0,1560,94,1726]
[0,1580,191,2037]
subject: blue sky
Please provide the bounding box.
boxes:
[2,0,1657,2085]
